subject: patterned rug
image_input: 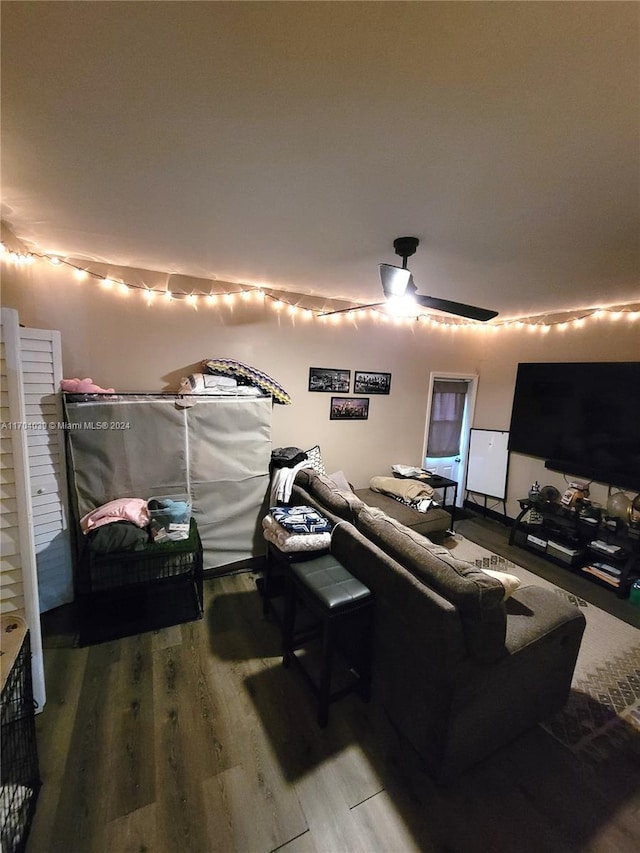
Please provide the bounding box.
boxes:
[444,534,640,769]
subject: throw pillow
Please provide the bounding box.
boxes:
[305,445,326,476]
[480,568,521,600]
[329,470,353,493]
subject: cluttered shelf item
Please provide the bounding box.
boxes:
[1,616,41,853]
[510,493,640,598]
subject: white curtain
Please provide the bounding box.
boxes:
[426,380,467,458]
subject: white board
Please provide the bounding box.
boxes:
[465,429,509,499]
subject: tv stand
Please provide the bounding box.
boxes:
[510,499,639,598]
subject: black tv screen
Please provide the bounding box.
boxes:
[508,362,640,491]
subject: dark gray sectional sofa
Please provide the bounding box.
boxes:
[288,468,586,781]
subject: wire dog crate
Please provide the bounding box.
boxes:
[76,518,204,645]
[1,616,41,853]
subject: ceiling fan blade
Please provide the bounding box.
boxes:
[414,295,498,322]
[318,301,385,317]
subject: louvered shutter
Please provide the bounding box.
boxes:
[0,308,46,709]
[19,327,73,611]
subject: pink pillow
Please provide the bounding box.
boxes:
[80,498,149,533]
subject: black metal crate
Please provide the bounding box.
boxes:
[1,624,41,853]
[78,518,203,595]
[76,519,204,645]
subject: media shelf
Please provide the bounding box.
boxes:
[509,499,640,598]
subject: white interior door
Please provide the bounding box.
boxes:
[425,455,460,481]
[423,373,478,507]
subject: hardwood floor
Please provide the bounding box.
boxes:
[27,516,640,853]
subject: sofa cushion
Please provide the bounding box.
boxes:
[294,469,364,522]
[355,488,450,539]
[356,507,507,662]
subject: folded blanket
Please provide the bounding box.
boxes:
[262,514,331,551]
[271,505,333,534]
[369,476,434,502]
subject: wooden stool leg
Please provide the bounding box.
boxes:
[317,617,332,727]
[282,576,296,668]
[262,550,271,617]
[357,607,373,702]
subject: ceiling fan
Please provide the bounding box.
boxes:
[322,236,498,322]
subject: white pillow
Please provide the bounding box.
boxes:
[329,470,353,493]
[480,568,522,599]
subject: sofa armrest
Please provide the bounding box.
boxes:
[504,584,586,656]
[438,584,586,780]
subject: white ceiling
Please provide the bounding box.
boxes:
[2,1,639,320]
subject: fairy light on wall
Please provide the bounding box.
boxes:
[1,240,639,334]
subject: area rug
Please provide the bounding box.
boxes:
[444,534,640,770]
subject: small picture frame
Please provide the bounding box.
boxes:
[309,367,351,393]
[330,397,369,420]
[354,371,391,395]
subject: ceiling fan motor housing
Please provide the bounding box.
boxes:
[393,236,420,266]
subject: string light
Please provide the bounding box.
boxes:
[1,242,638,333]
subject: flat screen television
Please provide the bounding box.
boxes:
[508,362,640,491]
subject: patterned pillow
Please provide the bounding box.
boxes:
[202,358,291,404]
[305,445,326,476]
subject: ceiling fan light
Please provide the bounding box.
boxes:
[385,293,417,317]
[379,263,412,298]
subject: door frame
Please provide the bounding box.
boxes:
[422,372,478,507]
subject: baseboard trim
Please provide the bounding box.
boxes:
[203,554,265,579]
[463,499,514,526]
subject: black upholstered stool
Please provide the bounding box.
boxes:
[282,553,373,727]
[261,540,330,619]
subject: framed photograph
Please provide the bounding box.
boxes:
[354,371,391,395]
[308,367,351,393]
[330,397,369,420]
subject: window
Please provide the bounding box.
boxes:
[426,380,468,458]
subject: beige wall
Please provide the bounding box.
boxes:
[2,255,638,517]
